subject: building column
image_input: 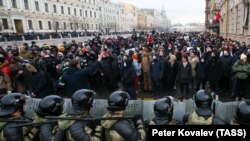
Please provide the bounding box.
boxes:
[225,0,229,39]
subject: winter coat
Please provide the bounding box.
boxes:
[178,62,192,83]
[232,60,250,80]
[195,62,207,82]
[164,61,178,82]
[121,62,136,86]
[141,55,151,73]
[132,60,141,76]
[189,57,199,77]
[60,61,100,97]
[30,71,53,98]
[220,56,232,77]
[206,58,221,83]
[150,59,163,81]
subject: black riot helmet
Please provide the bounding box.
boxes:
[0,93,27,116]
[236,101,250,125]
[194,90,213,117]
[71,89,95,111]
[107,91,130,112]
[154,97,174,121]
[35,95,64,117]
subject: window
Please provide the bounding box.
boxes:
[94,12,96,18]
[2,19,8,29]
[24,0,29,9]
[0,0,3,6]
[70,22,73,30]
[64,22,66,30]
[45,3,49,12]
[74,8,77,16]
[48,21,52,30]
[53,5,57,13]
[12,0,17,8]
[90,11,92,18]
[68,7,71,15]
[61,6,64,14]
[80,9,82,16]
[96,24,98,30]
[28,20,33,29]
[89,0,91,4]
[82,23,84,29]
[35,1,39,11]
[93,0,95,5]
[56,22,59,29]
[75,23,78,29]
[38,21,43,29]
[85,10,88,17]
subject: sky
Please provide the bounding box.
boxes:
[111,0,205,25]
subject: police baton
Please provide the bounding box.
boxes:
[9,116,141,128]
[45,116,137,121]
[0,119,32,123]
[9,120,58,128]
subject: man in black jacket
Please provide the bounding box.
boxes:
[121,57,137,100]
[59,55,102,97]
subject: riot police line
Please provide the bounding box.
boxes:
[0,89,249,141]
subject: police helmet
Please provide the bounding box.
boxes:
[194,90,213,116]
[154,97,173,121]
[71,89,95,111]
[35,95,64,117]
[0,93,26,116]
[236,101,250,125]
[107,91,130,111]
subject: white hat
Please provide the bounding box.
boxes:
[240,53,247,60]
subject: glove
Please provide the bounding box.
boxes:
[133,114,144,129]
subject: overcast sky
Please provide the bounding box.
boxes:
[111,0,205,24]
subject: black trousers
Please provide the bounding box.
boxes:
[235,78,247,98]
[180,82,189,97]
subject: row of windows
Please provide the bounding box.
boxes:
[28,20,98,30]
[1,18,98,30]
[0,0,98,19]
[0,0,96,7]
[99,6,119,15]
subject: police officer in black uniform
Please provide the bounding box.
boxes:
[34,95,64,141]
[101,91,146,141]
[183,90,227,125]
[148,96,176,125]
[0,93,28,141]
[231,101,250,125]
[54,89,102,141]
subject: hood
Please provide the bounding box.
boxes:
[101,112,123,129]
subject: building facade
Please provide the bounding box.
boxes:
[0,0,171,34]
[141,8,170,31]
[0,0,99,33]
[220,0,250,44]
[205,0,221,33]
[99,0,120,33]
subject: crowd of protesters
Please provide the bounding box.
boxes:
[0,31,132,42]
[0,31,249,101]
